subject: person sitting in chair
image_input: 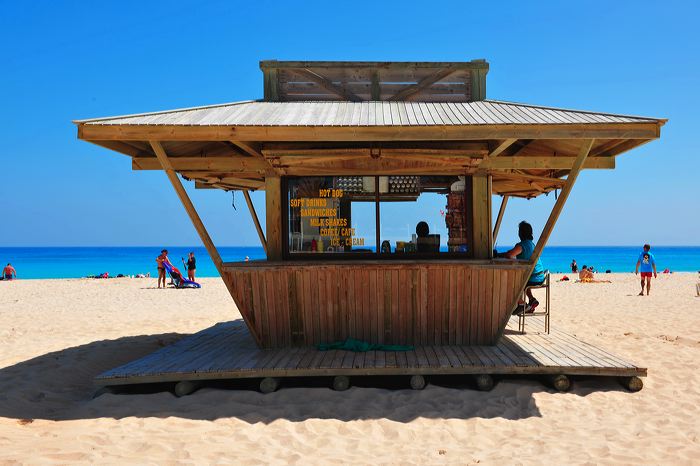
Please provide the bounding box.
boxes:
[503,221,546,313]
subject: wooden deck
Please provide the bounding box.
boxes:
[96,317,645,387]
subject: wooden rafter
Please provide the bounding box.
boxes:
[505,139,534,157]
[488,138,518,157]
[230,140,265,158]
[294,68,362,102]
[388,67,457,101]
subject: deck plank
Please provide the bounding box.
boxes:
[96,317,646,385]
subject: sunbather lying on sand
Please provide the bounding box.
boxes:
[577,265,611,283]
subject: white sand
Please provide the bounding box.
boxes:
[0,273,699,464]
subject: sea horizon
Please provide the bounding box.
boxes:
[1,245,698,279]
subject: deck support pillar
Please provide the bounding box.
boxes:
[174,380,201,397]
[410,375,427,390]
[619,376,643,392]
[548,374,571,392]
[332,375,351,391]
[259,377,280,393]
[474,374,494,391]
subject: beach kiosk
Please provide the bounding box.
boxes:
[76,60,664,393]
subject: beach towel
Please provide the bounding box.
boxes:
[317,338,414,352]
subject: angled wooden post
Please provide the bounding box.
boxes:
[496,139,595,336]
[530,139,595,264]
[150,140,263,346]
[492,195,509,246]
[150,141,224,273]
[243,190,267,254]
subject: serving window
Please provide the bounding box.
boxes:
[285,175,473,258]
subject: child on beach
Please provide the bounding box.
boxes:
[635,244,658,296]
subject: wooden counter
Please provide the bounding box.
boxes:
[222,260,530,348]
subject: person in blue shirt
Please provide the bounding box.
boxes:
[635,244,657,296]
[503,221,546,313]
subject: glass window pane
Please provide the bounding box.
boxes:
[378,176,470,255]
[287,176,376,254]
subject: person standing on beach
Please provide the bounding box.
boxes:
[156,250,172,289]
[186,252,196,281]
[571,259,578,273]
[2,263,17,280]
[635,244,657,296]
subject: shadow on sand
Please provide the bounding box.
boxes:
[0,333,630,424]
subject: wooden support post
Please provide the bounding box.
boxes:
[492,195,509,246]
[243,190,267,254]
[266,177,283,260]
[471,174,492,259]
[149,141,224,273]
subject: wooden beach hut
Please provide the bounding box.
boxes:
[76,60,664,393]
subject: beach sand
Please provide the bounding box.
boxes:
[0,273,698,464]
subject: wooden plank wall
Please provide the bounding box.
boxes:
[223,263,528,348]
[258,62,491,103]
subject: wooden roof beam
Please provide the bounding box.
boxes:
[490,171,567,186]
[388,68,458,101]
[294,69,362,102]
[78,122,661,141]
[132,156,270,172]
[481,156,613,170]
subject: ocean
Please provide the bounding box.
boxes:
[0,246,698,279]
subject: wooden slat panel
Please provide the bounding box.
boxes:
[224,263,531,347]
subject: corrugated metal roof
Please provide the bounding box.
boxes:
[77,100,661,126]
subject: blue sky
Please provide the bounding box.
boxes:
[1,0,698,248]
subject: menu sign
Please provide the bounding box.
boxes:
[289,188,365,248]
